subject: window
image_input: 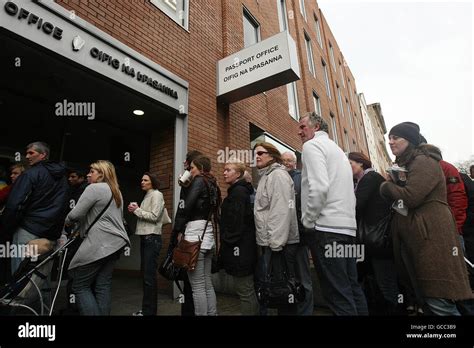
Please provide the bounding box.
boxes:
[243,9,260,48]
[330,113,339,145]
[313,92,321,117]
[339,61,345,87]
[337,84,344,117]
[329,41,336,71]
[348,79,353,103]
[277,0,288,32]
[354,113,360,140]
[150,0,188,29]
[344,129,350,152]
[287,82,300,120]
[322,59,331,99]
[304,32,315,77]
[346,99,352,128]
[314,15,323,48]
[299,0,307,21]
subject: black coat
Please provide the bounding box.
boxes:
[461,173,474,237]
[355,171,391,226]
[173,175,219,236]
[219,179,257,277]
[2,160,69,240]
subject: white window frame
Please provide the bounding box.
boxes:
[330,113,339,145]
[304,32,315,77]
[339,61,345,88]
[337,84,344,117]
[329,42,336,71]
[299,0,307,21]
[348,79,353,103]
[346,99,352,128]
[287,82,300,120]
[243,8,260,48]
[150,0,189,30]
[314,15,323,48]
[313,91,321,117]
[322,59,331,99]
[344,129,350,152]
[277,0,288,32]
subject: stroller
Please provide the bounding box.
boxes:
[0,233,79,316]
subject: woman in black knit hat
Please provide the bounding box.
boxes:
[380,122,472,316]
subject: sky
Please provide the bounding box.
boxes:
[317,0,473,165]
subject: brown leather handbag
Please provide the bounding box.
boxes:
[172,217,210,271]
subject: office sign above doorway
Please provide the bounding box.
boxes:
[1,0,188,114]
[216,30,300,104]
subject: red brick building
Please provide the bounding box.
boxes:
[0,0,369,289]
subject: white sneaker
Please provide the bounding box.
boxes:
[132,310,143,316]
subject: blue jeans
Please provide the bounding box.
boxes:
[11,227,38,274]
[140,234,162,315]
[70,251,120,315]
[295,245,314,315]
[187,249,217,316]
[307,231,368,315]
[425,298,461,316]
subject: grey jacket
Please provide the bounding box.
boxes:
[66,183,130,270]
[254,162,299,250]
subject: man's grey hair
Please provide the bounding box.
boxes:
[302,111,329,133]
[27,141,50,160]
[282,151,297,163]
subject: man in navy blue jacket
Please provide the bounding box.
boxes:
[3,141,69,274]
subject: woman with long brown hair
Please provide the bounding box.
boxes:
[65,160,130,315]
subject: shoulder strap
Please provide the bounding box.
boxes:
[84,194,113,237]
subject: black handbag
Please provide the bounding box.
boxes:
[357,212,393,257]
[159,244,186,281]
[255,250,305,308]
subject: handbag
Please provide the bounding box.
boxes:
[255,249,305,308]
[158,244,186,282]
[161,207,172,225]
[357,212,393,257]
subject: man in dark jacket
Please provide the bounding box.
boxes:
[461,173,474,285]
[282,151,314,315]
[2,141,69,274]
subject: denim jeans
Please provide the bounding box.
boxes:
[11,227,38,274]
[295,245,314,315]
[140,234,162,315]
[425,298,461,316]
[233,274,259,315]
[307,231,368,315]
[70,251,119,315]
[187,249,217,316]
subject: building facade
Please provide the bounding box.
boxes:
[1,0,371,291]
[367,102,392,173]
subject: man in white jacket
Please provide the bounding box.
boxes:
[299,112,368,315]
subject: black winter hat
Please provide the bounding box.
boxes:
[389,122,422,146]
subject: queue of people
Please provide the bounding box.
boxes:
[0,117,473,317]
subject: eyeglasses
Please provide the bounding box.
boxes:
[256,151,269,156]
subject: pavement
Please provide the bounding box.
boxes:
[48,273,332,316]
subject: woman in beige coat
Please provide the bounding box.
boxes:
[380,122,472,315]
